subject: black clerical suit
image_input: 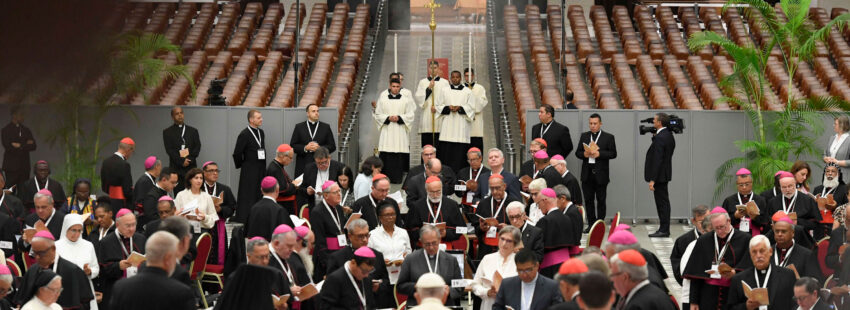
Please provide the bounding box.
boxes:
[96,231,146,310]
[557,170,583,206]
[683,229,751,310]
[319,262,376,310]
[475,195,518,259]
[0,193,25,226]
[455,166,490,206]
[232,125,266,223]
[110,266,195,310]
[245,196,294,242]
[725,266,796,310]
[132,173,155,211]
[290,120,336,177]
[0,212,18,260]
[266,160,298,215]
[520,222,545,262]
[296,160,343,210]
[101,153,133,212]
[324,246,393,308]
[203,181,236,265]
[397,249,463,307]
[402,164,457,192]
[520,160,535,179]
[20,209,65,249]
[531,120,573,159]
[536,208,575,278]
[575,129,616,225]
[309,201,347,282]
[827,225,848,271]
[644,127,675,233]
[403,172,455,208]
[139,186,168,229]
[562,203,583,245]
[620,280,677,310]
[163,123,201,193]
[671,229,700,284]
[405,197,466,247]
[764,225,815,250]
[721,192,770,235]
[493,275,563,310]
[767,192,823,239]
[89,224,116,245]
[2,121,36,189]
[639,248,671,294]
[813,183,849,207]
[16,258,93,309]
[760,187,780,204]
[15,176,66,211]
[351,194,402,230]
[776,241,822,280]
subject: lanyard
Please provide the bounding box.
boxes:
[491,197,506,221]
[540,122,552,137]
[204,182,218,196]
[821,186,837,198]
[774,243,795,267]
[590,131,602,144]
[782,191,799,213]
[425,251,440,273]
[714,229,734,264]
[323,200,341,232]
[180,125,187,145]
[469,168,482,182]
[342,189,350,205]
[247,126,262,147]
[307,122,318,141]
[562,202,573,215]
[145,172,155,185]
[99,222,114,240]
[116,230,132,257]
[428,200,443,223]
[43,210,56,227]
[344,263,368,307]
[34,177,48,192]
[753,266,772,288]
[736,192,751,206]
[270,248,296,285]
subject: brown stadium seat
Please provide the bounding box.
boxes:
[160,50,208,106]
[568,5,595,62]
[164,3,196,48]
[181,4,216,56]
[204,4,240,59]
[612,54,647,109]
[612,6,642,62]
[275,3,307,59]
[190,51,234,105]
[222,52,258,106]
[122,3,155,33]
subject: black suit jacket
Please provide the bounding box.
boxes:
[1,122,36,172]
[721,192,770,232]
[351,194,401,230]
[827,226,846,271]
[520,160,535,179]
[132,173,155,209]
[290,121,336,176]
[162,124,201,172]
[110,266,195,310]
[671,229,699,284]
[767,193,823,238]
[139,186,168,228]
[397,249,463,307]
[406,197,466,246]
[644,128,675,183]
[562,204,583,245]
[493,275,564,310]
[402,164,457,191]
[622,281,677,310]
[404,172,454,208]
[325,246,393,308]
[531,120,573,159]
[245,197,293,241]
[725,267,796,310]
[560,171,583,206]
[455,166,490,203]
[776,243,822,280]
[297,160,344,209]
[15,177,66,210]
[319,260,376,310]
[575,130,617,184]
[521,223,545,262]
[101,153,133,206]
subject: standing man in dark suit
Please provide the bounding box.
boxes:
[531,104,572,159]
[15,160,66,210]
[132,157,161,211]
[296,147,343,210]
[507,202,544,262]
[645,113,676,237]
[493,249,563,310]
[162,107,201,193]
[574,114,616,230]
[2,106,36,190]
[232,109,266,223]
[101,137,135,212]
[290,103,336,177]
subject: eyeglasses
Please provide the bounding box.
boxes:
[508,214,524,220]
[204,169,220,173]
[609,271,624,278]
[350,233,369,240]
[517,267,536,274]
[422,241,440,247]
[791,294,815,301]
[736,182,752,187]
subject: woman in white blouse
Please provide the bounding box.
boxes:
[825,115,850,184]
[353,156,383,201]
[469,225,521,309]
[174,168,219,230]
[55,214,99,310]
[367,200,410,284]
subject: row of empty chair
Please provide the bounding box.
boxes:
[226,2,265,57]
[180,3,216,56]
[525,6,564,110]
[589,5,620,62]
[275,3,307,59]
[325,4,371,129]
[270,3,328,108]
[250,3,284,58]
[546,5,592,108]
[503,6,536,139]
[203,3,240,60]
[297,3,349,110]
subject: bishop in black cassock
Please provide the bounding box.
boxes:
[309,181,347,282]
[96,211,146,310]
[721,170,770,235]
[138,170,174,229]
[266,144,298,215]
[405,177,466,247]
[319,247,377,310]
[15,161,66,211]
[769,219,822,280]
[162,107,201,193]
[290,105,336,177]
[245,177,294,242]
[17,234,93,310]
[131,161,157,212]
[455,148,490,207]
[20,204,65,251]
[324,233,392,309]
[350,174,401,230]
[232,111,266,223]
[725,236,797,310]
[767,182,822,239]
[535,189,574,278]
[100,139,134,212]
[550,158,583,207]
[474,175,518,259]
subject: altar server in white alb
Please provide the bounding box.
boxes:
[464,68,488,151]
[375,78,416,184]
[436,70,475,173]
[415,60,450,148]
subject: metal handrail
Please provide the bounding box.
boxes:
[486,0,518,173]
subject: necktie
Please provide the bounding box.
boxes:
[615,295,626,310]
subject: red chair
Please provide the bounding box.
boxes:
[608,212,621,238]
[817,238,835,277]
[450,235,470,253]
[190,233,212,308]
[300,204,311,222]
[23,252,35,271]
[394,284,408,307]
[587,220,606,249]
[5,259,21,277]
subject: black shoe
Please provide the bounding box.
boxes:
[648,231,670,238]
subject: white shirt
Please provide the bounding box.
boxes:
[527,203,543,225]
[830,133,849,158]
[22,297,62,310]
[353,173,372,201]
[470,252,517,309]
[174,189,220,229]
[368,225,412,284]
[521,274,538,310]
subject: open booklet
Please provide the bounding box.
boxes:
[127,251,146,267]
[179,199,199,215]
[296,282,321,301]
[742,281,769,306]
[293,174,304,187]
[272,294,290,307]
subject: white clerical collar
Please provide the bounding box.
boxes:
[262,195,276,201]
[114,152,125,160]
[657,127,666,134]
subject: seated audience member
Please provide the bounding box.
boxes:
[609,249,676,309]
[793,277,831,310]
[352,173,402,230]
[767,172,822,239]
[812,163,846,235]
[405,158,454,208]
[397,225,462,307]
[89,199,115,244]
[525,178,548,224]
[414,273,451,310]
[19,270,62,310]
[21,190,66,250]
[55,215,99,310]
[492,248,563,310]
[483,148,522,199]
[456,147,490,207]
[576,271,616,310]
[201,161,236,266]
[16,231,92,309]
[402,145,457,193]
[470,226,520,309]
[143,196,176,238]
[16,160,66,211]
[109,232,195,310]
[319,247,378,309]
[475,174,519,259]
[367,201,412,285]
[725,235,796,310]
[174,168,218,230]
[406,176,465,246]
[324,219,392,308]
[0,265,13,310]
[336,166,356,211]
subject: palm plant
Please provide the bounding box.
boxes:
[687,0,850,199]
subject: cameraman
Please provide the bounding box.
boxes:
[645,113,676,237]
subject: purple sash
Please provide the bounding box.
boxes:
[541,247,572,268]
[216,219,226,265]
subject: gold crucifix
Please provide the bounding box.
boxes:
[425,0,440,145]
[425,0,440,31]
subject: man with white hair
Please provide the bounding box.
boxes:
[482,148,522,200]
[550,155,583,206]
[268,225,311,309]
[109,231,195,310]
[266,144,298,214]
[725,235,797,310]
[406,176,465,246]
[507,201,543,262]
[526,178,548,224]
[21,189,66,247]
[405,158,454,208]
[609,249,676,309]
[0,265,13,309]
[767,172,822,239]
[683,207,752,310]
[397,224,462,307]
[96,209,146,310]
[414,273,451,310]
[812,163,847,233]
[309,180,347,282]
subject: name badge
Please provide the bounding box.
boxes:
[739,217,750,233]
[589,157,596,164]
[127,266,138,278]
[454,185,466,192]
[466,192,475,203]
[710,264,721,279]
[759,306,767,310]
[190,221,201,234]
[337,234,348,247]
[486,226,498,238]
[451,279,469,288]
[455,226,468,234]
[257,148,266,160]
[0,241,11,249]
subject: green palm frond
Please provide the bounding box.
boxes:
[798,13,850,59]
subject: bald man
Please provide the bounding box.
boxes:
[101,138,135,211]
[163,106,201,193]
